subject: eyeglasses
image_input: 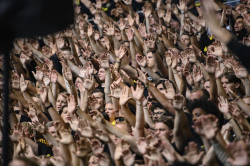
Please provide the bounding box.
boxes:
[115,117,125,122]
[153,112,164,116]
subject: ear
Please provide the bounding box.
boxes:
[95,83,99,88]
[170,129,173,137]
[29,132,34,138]
[235,82,240,89]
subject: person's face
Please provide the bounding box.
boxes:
[156,84,166,94]
[100,38,106,48]
[48,126,57,138]
[62,50,71,58]
[105,103,115,119]
[169,48,180,57]
[115,31,122,41]
[181,35,191,47]
[190,90,204,101]
[235,5,241,15]
[192,108,206,123]
[149,15,155,25]
[93,92,104,109]
[153,108,165,121]
[234,18,244,32]
[124,42,130,48]
[23,128,33,138]
[146,52,155,68]
[98,68,105,81]
[170,20,180,32]
[221,76,239,94]
[206,45,213,56]
[9,160,26,166]
[88,155,100,166]
[61,107,71,123]
[204,81,210,94]
[154,122,172,140]
[56,94,67,112]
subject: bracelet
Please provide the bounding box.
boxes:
[46,103,53,110]
[166,25,171,28]
[234,96,240,102]
[116,61,121,63]
[181,11,186,14]
[78,54,82,58]
[136,102,142,106]
[221,25,226,28]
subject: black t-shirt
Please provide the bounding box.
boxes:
[188,6,199,17]
[50,53,62,75]
[37,142,53,157]
[20,115,31,123]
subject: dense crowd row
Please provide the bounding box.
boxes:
[4,0,250,166]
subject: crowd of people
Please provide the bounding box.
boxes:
[4,0,250,165]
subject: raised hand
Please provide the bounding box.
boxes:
[12,73,20,90]
[122,0,132,5]
[99,53,110,69]
[218,95,229,113]
[29,39,39,50]
[119,86,132,106]
[62,63,72,81]
[173,94,184,111]
[215,61,224,78]
[143,5,152,18]
[145,34,156,50]
[138,23,147,38]
[192,120,204,136]
[136,54,147,67]
[157,6,165,19]
[137,68,149,85]
[56,128,74,145]
[163,9,171,23]
[118,18,127,31]
[211,42,223,57]
[30,121,46,134]
[72,138,89,158]
[41,46,52,58]
[10,123,23,143]
[43,72,51,86]
[88,23,94,37]
[67,95,76,114]
[201,115,219,139]
[193,65,203,83]
[95,129,111,143]
[39,87,48,103]
[88,95,101,110]
[205,55,216,74]
[109,82,122,99]
[68,113,79,131]
[20,74,29,92]
[131,80,144,101]
[177,0,187,13]
[77,118,94,138]
[183,142,204,165]
[32,66,44,81]
[104,22,115,36]
[90,139,105,155]
[137,137,148,154]
[115,44,127,60]
[25,103,39,122]
[44,59,54,71]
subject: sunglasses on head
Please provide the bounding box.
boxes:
[115,117,125,122]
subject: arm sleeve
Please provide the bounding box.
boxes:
[227,39,250,72]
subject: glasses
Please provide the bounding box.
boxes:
[153,112,164,116]
[115,117,125,122]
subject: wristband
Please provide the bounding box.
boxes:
[181,11,186,14]
[78,54,82,58]
[221,25,226,28]
[234,96,240,102]
[46,103,53,110]
[166,25,171,28]
[116,61,121,63]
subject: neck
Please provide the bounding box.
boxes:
[150,65,158,72]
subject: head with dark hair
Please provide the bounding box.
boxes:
[92,89,105,111]
[234,15,245,32]
[221,72,241,94]
[59,105,71,124]
[151,102,170,121]
[181,32,191,47]
[190,88,210,101]
[154,116,174,140]
[188,99,219,124]
[156,79,176,94]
